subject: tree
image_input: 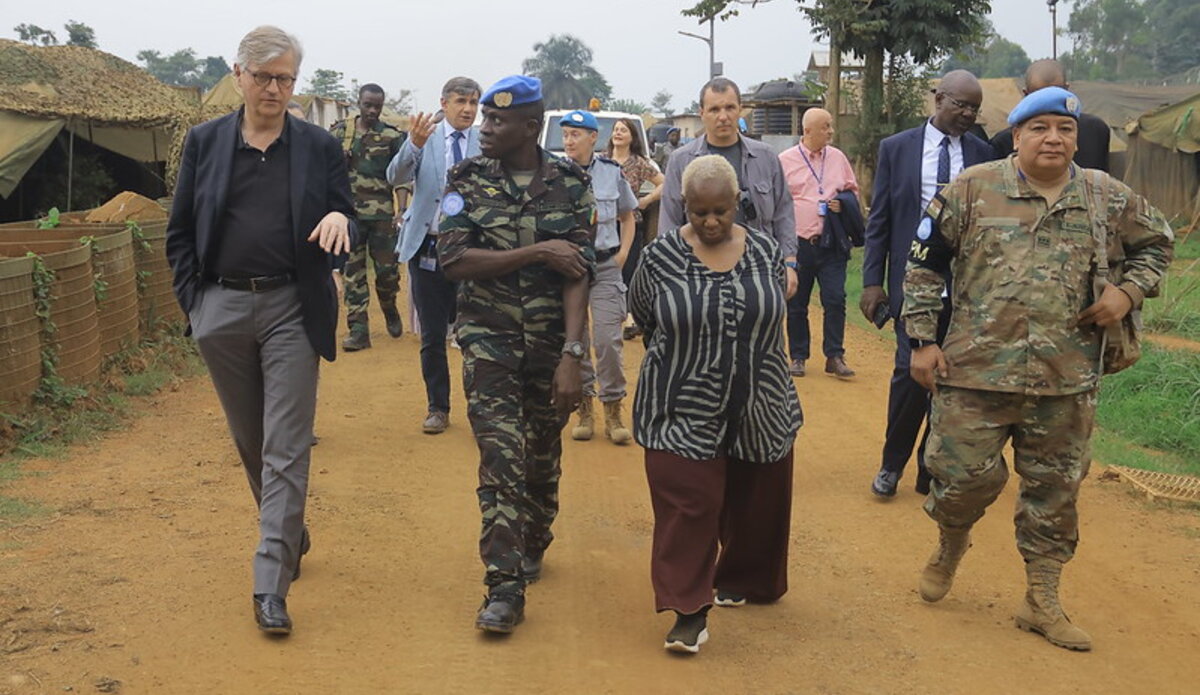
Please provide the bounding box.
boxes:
[305,68,351,101]
[522,34,612,110]
[1065,0,1153,80]
[609,98,649,114]
[14,23,58,46]
[387,89,415,115]
[137,48,229,90]
[942,22,1031,78]
[64,20,96,48]
[1145,0,1200,77]
[651,89,675,116]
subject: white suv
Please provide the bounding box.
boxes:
[539,110,651,160]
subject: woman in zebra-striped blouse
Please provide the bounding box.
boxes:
[630,155,802,654]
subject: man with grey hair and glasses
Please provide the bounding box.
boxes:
[166,25,356,636]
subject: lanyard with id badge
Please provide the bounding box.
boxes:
[799,145,828,216]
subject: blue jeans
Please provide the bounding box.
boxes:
[786,242,847,361]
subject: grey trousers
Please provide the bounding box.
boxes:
[189,282,319,597]
[580,256,627,403]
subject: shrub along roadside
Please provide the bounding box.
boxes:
[0,329,203,522]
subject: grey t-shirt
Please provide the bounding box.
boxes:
[707,141,746,223]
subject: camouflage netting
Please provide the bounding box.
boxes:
[0,39,196,186]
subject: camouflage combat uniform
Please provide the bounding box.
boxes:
[903,156,1173,563]
[438,149,596,595]
[329,117,405,333]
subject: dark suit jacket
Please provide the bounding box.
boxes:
[989,111,1111,172]
[165,110,356,360]
[819,190,865,257]
[862,125,995,318]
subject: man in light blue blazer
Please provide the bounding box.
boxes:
[387,76,481,434]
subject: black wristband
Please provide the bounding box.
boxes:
[909,338,937,349]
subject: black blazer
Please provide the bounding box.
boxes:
[861,125,995,318]
[166,110,356,361]
[819,189,865,257]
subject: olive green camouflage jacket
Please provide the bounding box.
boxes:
[903,156,1173,395]
[328,117,405,220]
[438,149,596,368]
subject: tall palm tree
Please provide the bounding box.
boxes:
[521,35,612,110]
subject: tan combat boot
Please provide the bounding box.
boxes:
[1015,558,1092,651]
[571,397,594,441]
[919,525,972,602]
[603,400,632,445]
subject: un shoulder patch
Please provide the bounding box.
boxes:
[916,217,933,241]
[441,192,465,216]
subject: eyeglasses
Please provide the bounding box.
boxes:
[941,94,980,115]
[248,71,296,89]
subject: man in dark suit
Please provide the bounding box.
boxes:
[165,25,355,635]
[989,59,1110,172]
[860,69,995,499]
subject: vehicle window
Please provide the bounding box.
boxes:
[544,116,623,153]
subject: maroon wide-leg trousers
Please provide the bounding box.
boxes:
[644,448,794,614]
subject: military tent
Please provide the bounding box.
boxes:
[1123,91,1200,222]
[0,39,193,201]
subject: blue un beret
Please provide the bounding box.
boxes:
[560,109,599,131]
[481,75,543,109]
[1007,86,1082,126]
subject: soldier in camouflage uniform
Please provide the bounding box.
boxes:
[437,75,596,634]
[329,83,406,351]
[903,87,1173,652]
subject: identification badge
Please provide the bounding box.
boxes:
[818,200,828,217]
[419,255,438,272]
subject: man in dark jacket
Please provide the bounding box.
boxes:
[165,25,355,636]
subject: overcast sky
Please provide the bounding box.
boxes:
[5,0,1071,112]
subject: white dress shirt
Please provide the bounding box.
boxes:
[920,119,964,211]
[442,120,470,178]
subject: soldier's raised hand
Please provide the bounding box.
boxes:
[408,111,439,150]
[538,239,588,280]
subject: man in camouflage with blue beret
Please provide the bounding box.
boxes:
[437,75,596,634]
[904,86,1173,651]
[330,83,406,350]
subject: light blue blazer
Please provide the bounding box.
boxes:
[387,122,481,262]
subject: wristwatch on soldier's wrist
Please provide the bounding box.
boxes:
[562,341,585,359]
[909,338,937,349]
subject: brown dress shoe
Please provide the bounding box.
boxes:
[422,410,449,434]
[825,355,855,378]
[789,359,806,377]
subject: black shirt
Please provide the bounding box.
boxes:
[706,140,748,223]
[990,111,1111,172]
[211,118,295,277]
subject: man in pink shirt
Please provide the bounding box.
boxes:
[778,107,859,378]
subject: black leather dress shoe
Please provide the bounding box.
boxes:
[292,526,312,581]
[521,549,544,584]
[475,593,525,634]
[915,471,932,495]
[253,594,292,635]
[871,470,900,498]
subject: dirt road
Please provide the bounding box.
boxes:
[2,312,1199,694]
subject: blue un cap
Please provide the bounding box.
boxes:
[1007,86,1082,126]
[481,75,543,109]
[559,109,599,131]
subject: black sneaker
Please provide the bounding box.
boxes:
[475,592,525,634]
[871,470,900,498]
[664,610,709,654]
[714,590,746,607]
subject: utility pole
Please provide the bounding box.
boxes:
[1048,0,1059,60]
[679,13,721,79]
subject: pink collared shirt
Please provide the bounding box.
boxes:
[778,143,859,241]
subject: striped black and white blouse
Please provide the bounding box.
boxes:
[630,227,802,464]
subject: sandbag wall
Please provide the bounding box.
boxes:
[0,255,42,410]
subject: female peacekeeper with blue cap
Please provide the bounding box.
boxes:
[901,85,1173,652]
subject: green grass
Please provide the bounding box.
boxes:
[1144,255,1200,340]
[1095,344,1200,473]
[1173,230,1200,261]
[0,495,45,522]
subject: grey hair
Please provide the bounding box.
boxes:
[682,154,739,200]
[237,25,304,69]
[442,76,481,99]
